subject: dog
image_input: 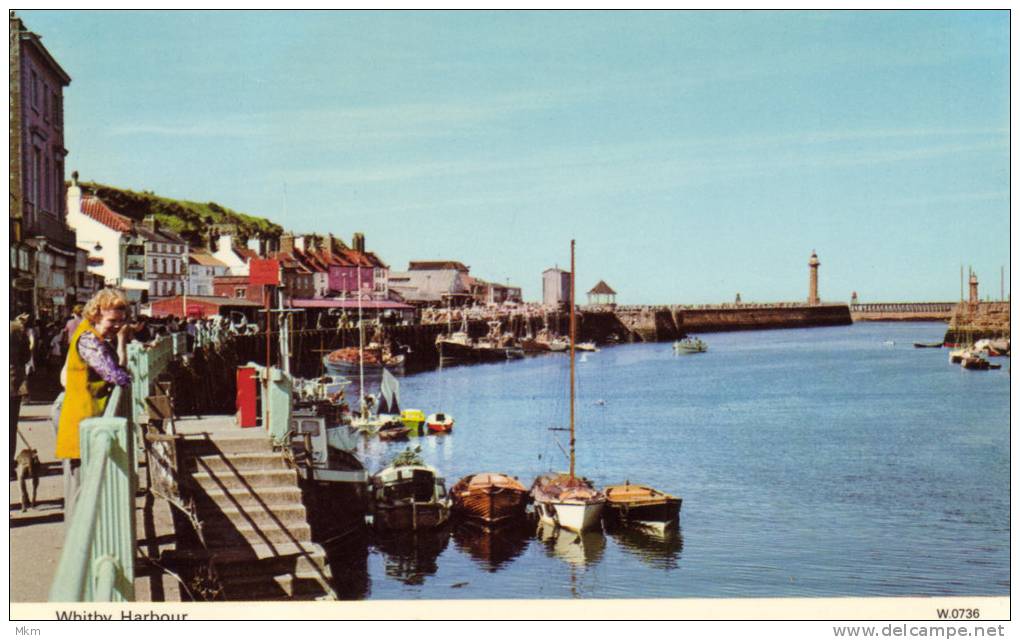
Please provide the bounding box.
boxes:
[15,448,40,512]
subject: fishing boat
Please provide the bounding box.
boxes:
[913,341,944,349]
[975,338,1011,357]
[673,337,707,354]
[450,473,529,527]
[531,240,606,533]
[323,343,405,377]
[603,482,681,529]
[426,412,454,434]
[473,320,525,361]
[368,448,451,531]
[436,314,476,366]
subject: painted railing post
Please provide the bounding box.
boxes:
[81,414,136,601]
[260,366,293,446]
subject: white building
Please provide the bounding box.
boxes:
[65,176,148,301]
[542,267,571,306]
[187,250,229,296]
[212,233,255,276]
[135,216,188,300]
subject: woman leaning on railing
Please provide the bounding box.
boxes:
[55,288,134,462]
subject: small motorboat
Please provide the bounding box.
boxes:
[948,347,971,364]
[450,472,529,527]
[961,353,1001,370]
[426,412,454,434]
[913,341,944,348]
[603,482,681,529]
[378,421,411,441]
[673,337,707,354]
[575,341,598,352]
[400,409,427,436]
[369,450,451,531]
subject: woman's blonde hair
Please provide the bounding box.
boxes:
[83,288,129,323]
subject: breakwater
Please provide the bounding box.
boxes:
[943,302,1011,345]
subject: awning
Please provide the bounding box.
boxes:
[288,298,414,311]
[121,278,150,291]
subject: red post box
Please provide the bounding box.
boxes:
[236,366,258,428]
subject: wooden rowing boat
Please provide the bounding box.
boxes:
[451,472,529,526]
[603,482,681,527]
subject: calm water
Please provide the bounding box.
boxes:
[326,322,1010,599]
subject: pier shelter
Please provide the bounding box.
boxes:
[587,280,617,306]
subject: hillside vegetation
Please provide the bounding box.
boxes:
[80,181,284,247]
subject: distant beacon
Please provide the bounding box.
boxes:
[808,250,821,305]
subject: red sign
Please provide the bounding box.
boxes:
[249,259,281,286]
[186,304,205,318]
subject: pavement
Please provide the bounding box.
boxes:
[10,400,68,602]
[7,401,244,602]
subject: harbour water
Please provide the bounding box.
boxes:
[328,322,1010,600]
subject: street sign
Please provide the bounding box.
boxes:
[249,259,281,286]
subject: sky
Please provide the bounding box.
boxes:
[19,9,1010,304]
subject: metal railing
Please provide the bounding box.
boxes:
[48,384,136,602]
[49,333,184,602]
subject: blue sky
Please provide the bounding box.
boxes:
[22,10,1010,304]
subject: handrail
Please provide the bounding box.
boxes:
[48,348,147,602]
[48,430,112,601]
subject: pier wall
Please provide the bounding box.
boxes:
[850,302,955,323]
[608,303,852,340]
[943,302,1011,344]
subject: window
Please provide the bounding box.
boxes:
[43,85,49,121]
[32,148,41,208]
[52,91,60,126]
[55,160,63,216]
[235,287,246,298]
[30,70,39,110]
[44,156,51,211]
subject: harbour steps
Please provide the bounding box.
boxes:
[158,418,336,601]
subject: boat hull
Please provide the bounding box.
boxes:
[323,356,405,377]
[604,498,681,527]
[534,499,604,533]
[453,487,528,526]
[372,502,451,531]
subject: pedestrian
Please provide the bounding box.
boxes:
[55,288,133,461]
[63,304,84,351]
[10,312,32,479]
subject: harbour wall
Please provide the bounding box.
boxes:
[850,302,955,323]
[942,302,1011,345]
[172,303,852,415]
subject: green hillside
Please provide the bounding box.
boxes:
[79,181,284,247]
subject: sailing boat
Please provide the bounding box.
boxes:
[530,240,606,533]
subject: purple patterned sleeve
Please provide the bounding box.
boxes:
[77,332,132,386]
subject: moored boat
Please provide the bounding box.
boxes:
[369,450,451,531]
[400,409,427,436]
[531,240,606,533]
[451,472,529,527]
[531,472,605,533]
[913,341,944,348]
[377,421,411,441]
[426,412,454,434]
[603,482,681,528]
[324,344,405,377]
[673,336,707,354]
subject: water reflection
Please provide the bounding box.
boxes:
[536,522,606,567]
[451,519,532,573]
[324,528,372,600]
[373,524,452,585]
[605,522,684,570]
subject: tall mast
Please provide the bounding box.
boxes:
[357,265,366,417]
[569,239,576,481]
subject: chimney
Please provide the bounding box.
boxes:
[280,232,295,255]
[66,170,82,219]
[352,232,365,253]
[143,215,158,233]
[246,235,262,256]
[218,234,234,255]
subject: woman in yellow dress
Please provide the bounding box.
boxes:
[56,288,133,460]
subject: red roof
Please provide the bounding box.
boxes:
[80,196,134,233]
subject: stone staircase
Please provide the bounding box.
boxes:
[165,432,336,601]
